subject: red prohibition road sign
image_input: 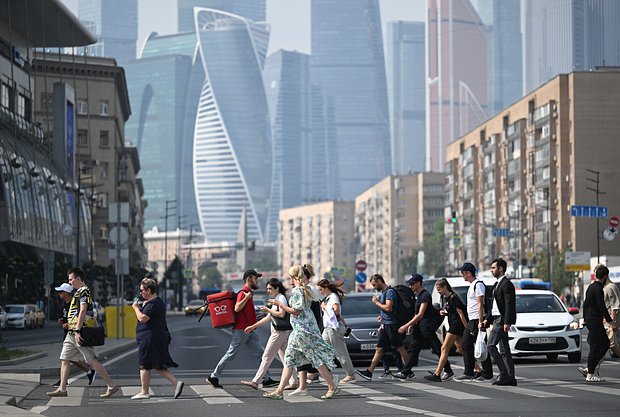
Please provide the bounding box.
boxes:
[610,216,620,228]
[356,260,367,271]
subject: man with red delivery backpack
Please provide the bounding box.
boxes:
[206,269,277,388]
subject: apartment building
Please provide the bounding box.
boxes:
[355,173,445,285]
[279,201,355,283]
[445,70,620,274]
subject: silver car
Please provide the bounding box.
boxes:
[0,305,7,329]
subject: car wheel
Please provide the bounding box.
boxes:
[567,351,582,363]
[546,353,559,362]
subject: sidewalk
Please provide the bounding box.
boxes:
[0,337,136,416]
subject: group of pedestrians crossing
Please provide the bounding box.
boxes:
[45,259,618,401]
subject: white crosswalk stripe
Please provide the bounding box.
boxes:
[531,378,620,396]
[392,381,489,400]
[339,382,407,401]
[191,384,243,404]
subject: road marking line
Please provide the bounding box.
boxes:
[483,381,570,398]
[367,400,456,417]
[392,382,489,400]
[562,383,620,395]
[29,405,49,414]
[340,384,407,401]
[191,384,243,404]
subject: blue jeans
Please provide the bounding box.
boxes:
[211,329,270,380]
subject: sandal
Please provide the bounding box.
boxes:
[321,387,341,399]
[263,391,283,400]
[341,375,356,383]
[240,380,258,390]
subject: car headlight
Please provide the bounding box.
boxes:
[567,321,580,331]
[509,325,517,333]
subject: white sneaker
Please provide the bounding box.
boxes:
[586,373,604,382]
[577,367,588,378]
[131,392,150,400]
[288,387,308,397]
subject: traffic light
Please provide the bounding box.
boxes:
[451,211,457,224]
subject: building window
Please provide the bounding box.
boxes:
[99,224,108,240]
[97,192,108,208]
[100,100,108,116]
[1,83,13,110]
[100,162,109,178]
[99,130,109,147]
[77,129,88,146]
[41,93,53,112]
[77,99,88,115]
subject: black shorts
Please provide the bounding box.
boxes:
[377,324,403,350]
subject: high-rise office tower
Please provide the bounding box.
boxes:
[263,50,310,242]
[77,0,138,64]
[124,32,203,232]
[178,0,266,32]
[193,8,272,243]
[311,0,391,199]
[523,0,620,93]
[386,21,426,174]
[426,0,488,172]
[484,0,522,113]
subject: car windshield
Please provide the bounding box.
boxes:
[6,306,24,313]
[341,295,378,316]
[516,294,565,313]
[188,300,204,306]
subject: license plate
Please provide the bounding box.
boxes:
[361,343,377,351]
[529,337,556,344]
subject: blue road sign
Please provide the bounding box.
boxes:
[493,228,512,237]
[355,272,367,284]
[571,205,608,218]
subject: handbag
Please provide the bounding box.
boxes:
[474,329,488,362]
[271,305,292,331]
[80,326,106,347]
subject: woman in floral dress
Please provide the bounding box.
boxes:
[263,264,340,400]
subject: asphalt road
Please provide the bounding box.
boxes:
[12,315,620,417]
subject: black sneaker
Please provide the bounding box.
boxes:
[207,376,223,389]
[441,370,454,381]
[262,378,279,388]
[87,369,97,386]
[424,373,442,382]
[52,380,61,388]
[393,371,413,380]
[356,369,372,381]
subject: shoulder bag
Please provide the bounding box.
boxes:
[271,305,292,331]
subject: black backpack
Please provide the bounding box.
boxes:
[474,280,494,316]
[392,285,416,326]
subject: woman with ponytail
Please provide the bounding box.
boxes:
[262,264,340,400]
[317,279,356,383]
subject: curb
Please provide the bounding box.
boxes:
[0,351,47,367]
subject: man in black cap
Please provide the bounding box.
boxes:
[394,274,451,380]
[207,269,276,388]
[453,263,493,382]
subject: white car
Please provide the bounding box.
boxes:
[0,305,7,329]
[509,289,581,362]
[5,304,35,329]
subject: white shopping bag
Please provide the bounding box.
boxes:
[474,329,488,362]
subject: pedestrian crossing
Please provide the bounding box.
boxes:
[30,372,620,410]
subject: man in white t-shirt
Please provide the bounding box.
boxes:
[453,262,494,382]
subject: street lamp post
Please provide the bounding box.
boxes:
[585,169,605,263]
[177,214,188,311]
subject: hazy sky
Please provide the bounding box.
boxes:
[61,0,423,55]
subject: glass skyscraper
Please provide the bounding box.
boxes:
[78,0,138,64]
[311,0,390,200]
[427,0,488,172]
[524,0,620,93]
[386,21,426,175]
[193,8,272,243]
[263,50,310,242]
[124,32,203,231]
[178,0,266,32]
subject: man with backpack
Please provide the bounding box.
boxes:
[394,274,451,380]
[207,269,276,389]
[453,262,494,382]
[356,274,409,381]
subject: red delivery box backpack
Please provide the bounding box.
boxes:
[207,291,236,328]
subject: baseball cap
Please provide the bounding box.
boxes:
[459,262,477,274]
[243,269,262,280]
[54,283,74,293]
[406,273,424,285]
